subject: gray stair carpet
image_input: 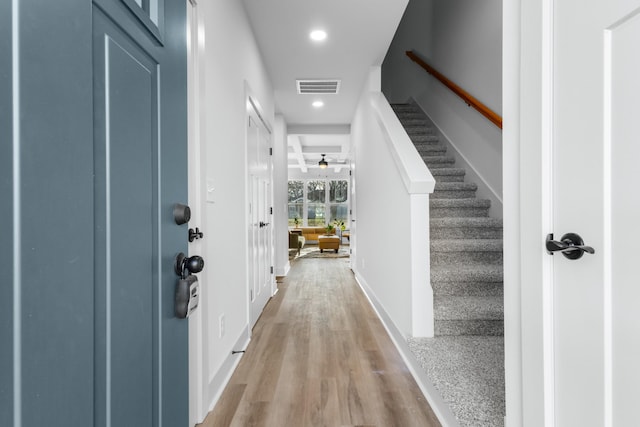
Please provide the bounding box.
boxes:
[392,103,505,427]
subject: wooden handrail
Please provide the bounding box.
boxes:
[406,50,502,130]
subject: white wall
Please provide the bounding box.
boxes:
[273,116,290,277]
[351,70,434,338]
[382,0,503,218]
[189,0,275,423]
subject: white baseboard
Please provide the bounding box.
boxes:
[353,269,460,427]
[203,325,251,420]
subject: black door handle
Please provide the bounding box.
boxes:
[259,221,269,228]
[175,252,205,277]
[546,233,595,260]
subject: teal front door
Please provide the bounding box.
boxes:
[1,1,189,425]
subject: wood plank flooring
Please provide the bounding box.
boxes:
[200,256,441,427]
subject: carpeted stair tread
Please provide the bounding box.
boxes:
[435,320,504,336]
[430,167,466,180]
[410,134,440,143]
[415,144,447,155]
[430,199,490,208]
[422,156,455,168]
[404,125,435,135]
[432,183,478,199]
[399,118,429,126]
[431,217,503,229]
[432,280,503,297]
[431,238,503,265]
[435,296,504,321]
[391,103,420,112]
[431,218,503,239]
[431,239,503,253]
[430,198,491,218]
[431,265,503,283]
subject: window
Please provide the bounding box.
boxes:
[288,180,304,226]
[329,180,348,226]
[287,178,349,227]
[306,180,325,226]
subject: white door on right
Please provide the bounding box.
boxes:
[551,1,640,425]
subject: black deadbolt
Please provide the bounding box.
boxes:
[173,203,191,225]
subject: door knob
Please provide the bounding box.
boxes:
[259,221,269,228]
[546,233,595,260]
[175,252,205,277]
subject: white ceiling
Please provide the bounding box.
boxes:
[242,0,409,170]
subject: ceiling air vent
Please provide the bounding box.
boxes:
[296,79,341,95]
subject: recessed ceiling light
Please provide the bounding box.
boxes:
[310,30,327,41]
[312,100,324,108]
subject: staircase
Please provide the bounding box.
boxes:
[391,103,505,426]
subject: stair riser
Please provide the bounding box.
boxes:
[431,227,503,239]
[430,207,490,217]
[433,174,465,183]
[432,251,503,266]
[432,281,503,297]
[392,105,420,113]
[410,135,439,143]
[405,127,435,136]
[435,320,504,336]
[396,112,423,119]
[431,168,467,181]
[400,119,429,126]
[431,190,477,199]
[416,146,447,155]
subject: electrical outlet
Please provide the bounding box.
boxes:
[219,314,225,338]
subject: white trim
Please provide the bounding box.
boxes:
[602,27,613,427]
[370,92,435,195]
[409,194,433,337]
[540,0,555,423]
[502,0,523,423]
[353,271,459,427]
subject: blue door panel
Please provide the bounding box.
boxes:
[94,13,157,424]
[0,2,14,426]
[1,0,188,425]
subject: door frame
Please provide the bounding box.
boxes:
[186,0,207,425]
[504,0,556,425]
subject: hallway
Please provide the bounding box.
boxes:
[202,255,441,426]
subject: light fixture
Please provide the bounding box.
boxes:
[310,29,327,41]
[318,154,328,169]
[312,100,324,108]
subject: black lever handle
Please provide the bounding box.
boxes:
[546,233,595,260]
[259,221,269,228]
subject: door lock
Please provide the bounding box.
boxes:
[174,252,204,319]
[188,227,204,242]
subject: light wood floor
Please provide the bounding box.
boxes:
[200,257,441,427]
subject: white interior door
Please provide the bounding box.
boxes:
[247,101,273,329]
[551,1,640,425]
